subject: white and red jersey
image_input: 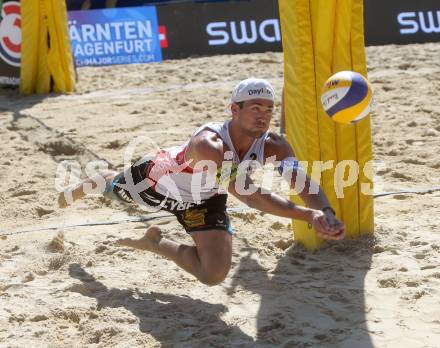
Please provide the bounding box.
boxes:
[146,121,270,203]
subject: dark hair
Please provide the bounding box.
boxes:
[236,102,244,109]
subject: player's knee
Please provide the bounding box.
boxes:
[198,264,230,286]
[199,272,228,286]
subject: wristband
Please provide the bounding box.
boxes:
[321,206,336,215]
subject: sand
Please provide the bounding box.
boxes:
[0,43,439,347]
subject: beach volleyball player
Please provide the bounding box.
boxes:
[58,78,345,286]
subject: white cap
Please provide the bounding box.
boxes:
[230,78,275,104]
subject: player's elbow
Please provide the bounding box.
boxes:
[241,194,258,209]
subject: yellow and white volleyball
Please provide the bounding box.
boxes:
[321,71,373,124]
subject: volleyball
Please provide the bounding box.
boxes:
[321,71,373,124]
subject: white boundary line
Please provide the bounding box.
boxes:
[47,77,284,101]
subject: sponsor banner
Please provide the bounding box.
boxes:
[0,0,21,86]
[3,0,439,79]
[68,6,162,67]
[365,0,440,46]
[156,0,282,59]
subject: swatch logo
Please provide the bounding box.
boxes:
[398,10,440,35]
[207,19,280,46]
[0,1,21,67]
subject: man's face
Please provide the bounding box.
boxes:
[231,99,274,138]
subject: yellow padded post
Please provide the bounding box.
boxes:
[19,0,75,94]
[45,0,75,93]
[279,0,374,250]
[352,0,374,234]
[310,0,340,223]
[279,0,322,250]
[36,0,50,93]
[20,0,50,94]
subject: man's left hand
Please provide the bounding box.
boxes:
[310,209,345,240]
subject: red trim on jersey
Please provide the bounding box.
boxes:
[4,3,20,15]
[175,147,196,173]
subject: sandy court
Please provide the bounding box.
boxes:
[0,43,439,347]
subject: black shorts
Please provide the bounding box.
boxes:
[108,160,233,235]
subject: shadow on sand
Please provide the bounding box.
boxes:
[68,263,255,347]
[69,233,374,348]
[226,236,375,347]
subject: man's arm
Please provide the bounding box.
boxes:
[265,133,345,239]
[228,176,343,241]
[186,131,344,240]
[228,175,314,222]
[293,168,333,210]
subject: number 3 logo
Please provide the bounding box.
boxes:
[0,1,21,67]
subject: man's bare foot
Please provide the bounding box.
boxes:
[116,226,162,252]
[58,186,78,209]
[58,170,118,209]
[58,191,69,209]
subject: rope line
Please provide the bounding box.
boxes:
[1,188,439,237]
[0,207,253,237]
[373,186,440,198]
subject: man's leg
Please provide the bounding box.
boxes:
[117,228,232,286]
